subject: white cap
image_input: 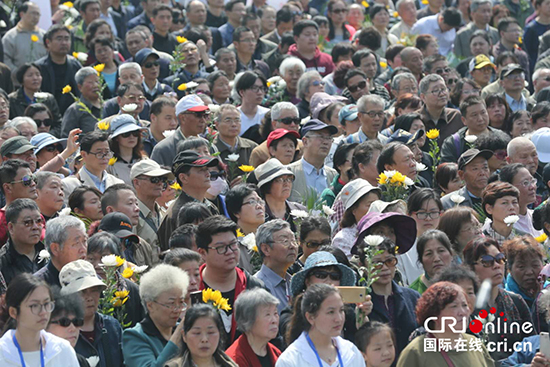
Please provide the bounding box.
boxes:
[531,127,550,163]
[340,179,382,212]
[175,94,209,116]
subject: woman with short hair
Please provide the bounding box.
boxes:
[481,181,525,244]
[296,71,325,119]
[438,206,481,263]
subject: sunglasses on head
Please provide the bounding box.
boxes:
[34,118,52,127]
[348,80,367,93]
[120,131,141,138]
[143,61,160,68]
[475,253,506,267]
[210,171,227,181]
[50,317,84,327]
[309,269,342,281]
[44,144,62,153]
[278,117,300,125]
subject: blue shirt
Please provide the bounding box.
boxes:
[301,158,329,195]
[505,92,527,112]
[103,71,117,95]
[254,264,291,314]
[219,22,235,47]
[82,166,108,192]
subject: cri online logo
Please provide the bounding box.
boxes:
[469,307,506,333]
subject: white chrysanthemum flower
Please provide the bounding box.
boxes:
[162,130,176,138]
[322,205,335,216]
[364,235,385,247]
[58,207,71,217]
[87,356,100,367]
[241,233,256,251]
[186,81,199,89]
[464,135,478,144]
[132,265,148,274]
[122,103,138,112]
[290,209,309,219]
[504,215,519,226]
[34,92,49,100]
[38,249,50,263]
[100,254,118,267]
[416,162,427,172]
[404,177,415,187]
[75,52,88,63]
[227,153,240,162]
[383,170,397,178]
[451,194,465,204]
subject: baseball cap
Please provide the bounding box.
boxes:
[172,150,218,175]
[30,133,67,154]
[300,119,338,138]
[266,129,300,149]
[99,212,139,241]
[499,63,525,80]
[387,129,425,145]
[469,54,495,72]
[458,149,493,170]
[531,127,550,163]
[134,48,160,65]
[338,104,359,125]
[175,94,209,115]
[110,114,142,139]
[1,136,36,157]
[131,159,175,180]
[59,260,106,295]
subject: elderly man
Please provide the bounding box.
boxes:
[249,102,303,167]
[1,136,37,172]
[288,20,334,77]
[346,95,388,144]
[34,216,87,287]
[400,47,424,82]
[377,142,419,182]
[423,54,452,86]
[131,159,174,255]
[390,73,418,100]
[500,64,536,112]
[288,119,338,202]
[185,0,207,29]
[34,171,64,221]
[0,198,45,285]
[61,67,102,137]
[215,48,237,81]
[441,149,492,210]
[343,70,370,104]
[508,137,539,178]
[533,68,550,97]
[418,74,463,145]
[151,94,210,167]
[411,8,463,57]
[390,0,417,38]
[254,219,297,313]
[454,0,499,59]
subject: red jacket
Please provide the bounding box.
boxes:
[287,44,335,77]
[226,334,281,367]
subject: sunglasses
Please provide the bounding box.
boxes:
[348,80,367,93]
[34,118,52,127]
[186,111,211,119]
[475,253,506,267]
[44,144,62,153]
[50,317,84,327]
[435,67,452,74]
[173,18,185,24]
[304,239,331,248]
[209,171,227,181]
[278,117,300,125]
[10,175,37,187]
[143,61,160,68]
[373,257,398,270]
[447,78,458,84]
[309,270,342,281]
[138,176,168,184]
[120,131,141,138]
[311,80,325,87]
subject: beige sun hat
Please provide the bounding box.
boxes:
[59,260,106,295]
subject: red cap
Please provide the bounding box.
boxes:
[267,129,300,149]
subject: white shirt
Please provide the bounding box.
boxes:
[411,14,456,56]
[396,240,424,286]
[238,106,269,135]
[514,209,544,238]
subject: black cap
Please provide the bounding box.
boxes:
[387,129,424,145]
[300,118,338,138]
[172,150,218,175]
[134,48,160,65]
[499,63,525,80]
[99,212,139,241]
[458,149,493,170]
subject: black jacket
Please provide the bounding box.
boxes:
[75,312,124,367]
[33,260,60,288]
[0,239,46,286]
[102,96,152,121]
[8,88,62,137]
[35,54,83,114]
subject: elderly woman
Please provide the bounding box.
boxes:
[415,34,439,58]
[503,110,533,138]
[296,71,326,119]
[481,181,525,245]
[59,260,124,367]
[265,129,299,166]
[333,179,382,258]
[0,90,11,128]
[208,70,232,105]
[438,206,481,263]
[435,265,480,312]
[463,237,534,361]
[236,71,269,137]
[61,67,102,136]
[8,63,61,132]
[226,289,281,366]
[163,248,201,306]
[106,115,144,185]
[266,57,306,106]
[122,264,190,367]
[397,282,494,367]
[409,230,454,294]
[8,116,38,141]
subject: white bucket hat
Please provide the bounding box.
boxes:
[59,260,106,295]
[255,158,294,188]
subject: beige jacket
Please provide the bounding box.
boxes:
[62,167,124,204]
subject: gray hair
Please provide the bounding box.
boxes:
[9,117,37,133]
[119,62,142,76]
[419,74,445,95]
[215,104,240,122]
[75,67,98,85]
[234,288,279,333]
[279,57,306,77]
[256,219,290,259]
[507,136,535,158]
[177,136,210,154]
[470,0,492,13]
[271,102,298,121]
[357,94,385,113]
[534,68,550,83]
[140,264,190,311]
[396,0,415,11]
[44,216,86,254]
[35,171,61,190]
[297,71,322,100]
[391,72,417,92]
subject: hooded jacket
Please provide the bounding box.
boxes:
[0,329,79,366]
[287,44,334,77]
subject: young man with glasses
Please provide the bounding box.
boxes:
[62,131,124,200]
[0,198,46,285]
[196,215,264,344]
[131,159,174,256]
[500,64,536,112]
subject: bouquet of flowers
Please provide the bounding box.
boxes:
[98,255,130,328]
[377,170,414,201]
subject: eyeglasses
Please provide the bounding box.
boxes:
[273,177,294,184]
[34,118,52,127]
[125,95,147,102]
[460,223,481,233]
[269,237,298,247]
[10,175,37,187]
[475,253,506,267]
[120,131,141,138]
[209,171,227,181]
[28,301,55,315]
[361,111,385,119]
[505,72,525,80]
[208,240,239,255]
[243,198,265,207]
[185,111,211,119]
[428,88,447,95]
[304,239,331,248]
[311,80,325,87]
[434,67,452,75]
[153,300,187,313]
[399,86,418,93]
[414,211,441,220]
[44,145,62,153]
[137,176,168,184]
[278,117,300,125]
[0,103,8,110]
[310,270,342,281]
[348,80,367,93]
[50,317,84,327]
[331,8,348,14]
[143,61,160,68]
[373,257,398,270]
[515,178,537,188]
[88,150,114,159]
[249,85,267,93]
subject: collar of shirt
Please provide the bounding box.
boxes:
[258,264,290,287]
[505,92,526,108]
[142,80,160,95]
[82,166,107,188]
[301,158,326,177]
[218,136,239,152]
[182,68,202,81]
[137,198,159,219]
[466,188,480,199]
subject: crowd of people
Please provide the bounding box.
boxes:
[2,0,550,366]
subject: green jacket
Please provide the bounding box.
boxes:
[320,174,344,207]
[72,21,87,53]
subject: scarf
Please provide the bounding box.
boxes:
[505,273,537,304]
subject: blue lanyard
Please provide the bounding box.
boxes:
[305,333,344,367]
[12,333,45,367]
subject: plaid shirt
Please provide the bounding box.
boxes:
[482,220,525,246]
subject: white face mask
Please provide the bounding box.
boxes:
[207,177,229,196]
